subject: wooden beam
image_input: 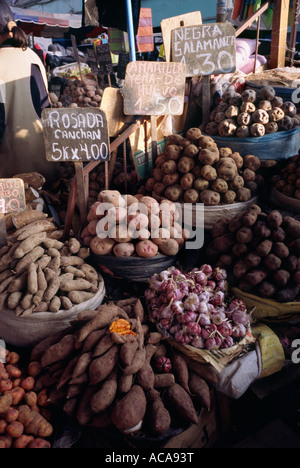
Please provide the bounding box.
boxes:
[235,1,271,37]
[270,0,289,68]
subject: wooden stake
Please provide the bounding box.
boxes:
[150,115,158,168]
[202,76,211,128]
[105,161,109,190]
[270,0,289,69]
[123,140,128,193]
[0,214,6,247]
[75,162,88,227]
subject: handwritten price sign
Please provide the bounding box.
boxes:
[0,178,25,214]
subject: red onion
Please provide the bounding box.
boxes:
[186,322,201,335]
[217,321,233,337]
[232,309,249,325]
[191,336,205,348]
[232,323,247,338]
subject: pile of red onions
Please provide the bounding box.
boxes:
[145,265,250,350]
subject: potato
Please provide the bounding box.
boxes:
[273,269,290,287]
[163,173,180,187]
[113,243,135,258]
[180,172,195,190]
[243,155,261,172]
[236,187,252,202]
[135,240,158,258]
[161,160,177,175]
[165,144,181,161]
[159,239,179,256]
[201,165,217,181]
[200,190,220,206]
[216,158,237,181]
[184,189,199,203]
[198,147,219,165]
[178,157,195,174]
[184,144,199,158]
[273,242,289,259]
[193,178,209,191]
[211,178,228,193]
[164,185,183,202]
[90,237,115,256]
[222,190,236,204]
[256,239,273,257]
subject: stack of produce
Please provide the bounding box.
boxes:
[207,205,300,302]
[144,130,262,206]
[0,349,53,448]
[271,153,300,200]
[27,299,217,436]
[82,190,189,258]
[0,217,101,316]
[205,86,300,138]
[145,265,250,351]
[49,78,103,109]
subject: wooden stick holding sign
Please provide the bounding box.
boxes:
[41,107,110,229]
[171,22,236,131]
[120,61,186,169]
[71,35,83,82]
[0,178,25,246]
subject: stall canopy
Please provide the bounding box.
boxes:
[12,7,82,28]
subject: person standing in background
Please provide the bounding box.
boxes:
[0,0,58,185]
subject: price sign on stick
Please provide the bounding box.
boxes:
[0,178,25,246]
[121,61,186,116]
[121,61,186,166]
[96,43,114,77]
[41,107,110,226]
[171,22,236,77]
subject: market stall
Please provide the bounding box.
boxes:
[0,0,299,450]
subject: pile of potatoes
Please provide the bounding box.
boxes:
[205,85,300,138]
[50,78,103,109]
[0,349,53,448]
[81,190,188,259]
[27,299,217,436]
[271,152,300,200]
[207,204,300,302]
[145,129,262,206]
[0,215,102,316]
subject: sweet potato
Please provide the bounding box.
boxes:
[71,352,92,380]
[111,385,147,433]
[89,345,119,385]
[166,384,198,425]
[120,341,139,367]
[148,398,171,435]
[188,373,211,411]
[118,374,133,394]
[184,359,218,385]
[123,347,146,376]
[12,434,34,448]
[90,369,118,414]
[40,334,75,368]
[76,304,128,344]
[14,232,47,259]
[92,334,114,357]
[154,373,175,388]
[136,363,155,391]
[171,352,190,394]
[9,387,25,406]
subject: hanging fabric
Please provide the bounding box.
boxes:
[136,7,154,53]
[83,0,141,34]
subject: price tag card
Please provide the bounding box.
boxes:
[121,61,186,116]
[41,108,110,163]
[96,43,114,76]
[0,178,25,214]
[171,22,236,77]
